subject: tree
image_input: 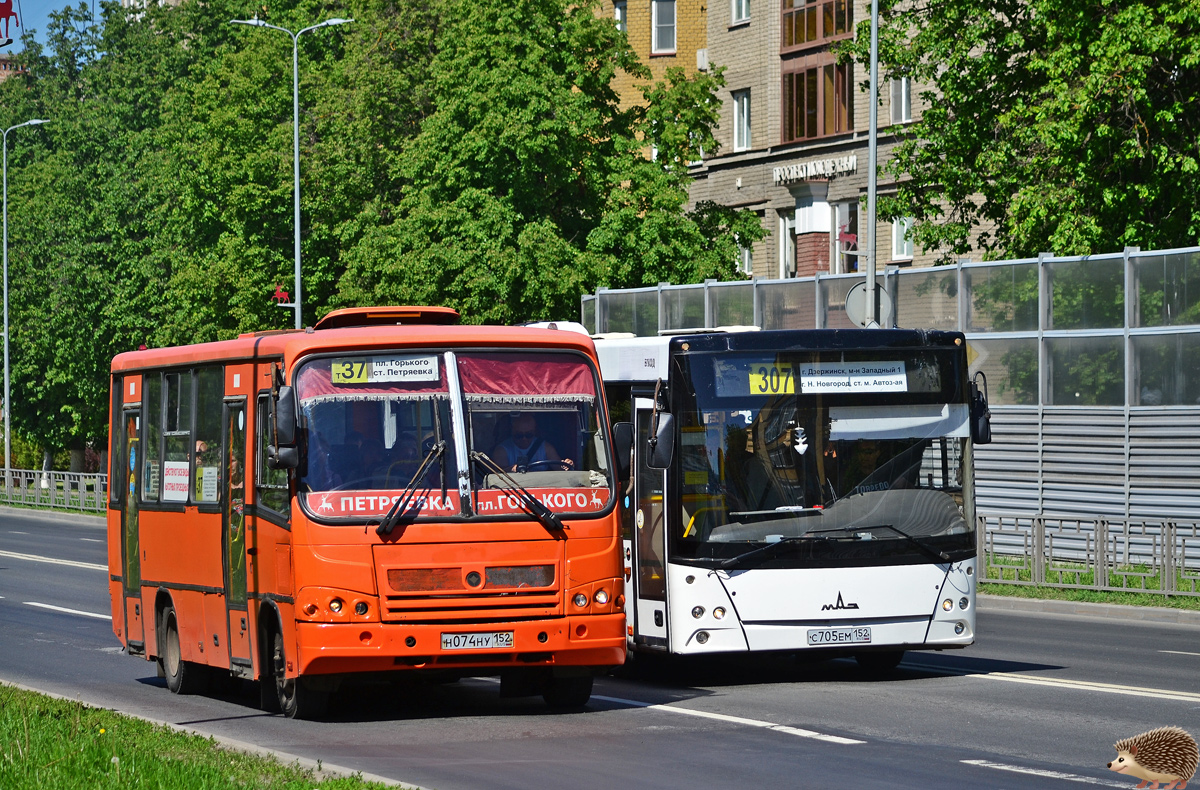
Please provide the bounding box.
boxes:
[850,0,1200,261]
[336,0,764,323]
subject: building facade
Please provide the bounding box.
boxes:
[0,54,27,82]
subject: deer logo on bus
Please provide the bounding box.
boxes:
[316,494,334,513]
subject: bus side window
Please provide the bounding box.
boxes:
[257,397,290,515]
[143,373,162,502]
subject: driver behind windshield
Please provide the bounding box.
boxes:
[492,414,563,472]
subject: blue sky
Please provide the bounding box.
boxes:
[4,0,94,48]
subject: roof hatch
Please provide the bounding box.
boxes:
[313,306,461,331]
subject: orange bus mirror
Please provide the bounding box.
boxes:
[268,444,299,470]
[273,385,298,446]
[612,422,633,481]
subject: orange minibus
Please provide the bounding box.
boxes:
[107,306,627,718]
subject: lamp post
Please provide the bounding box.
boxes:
[230,16,353,330]
[3,118,49,491]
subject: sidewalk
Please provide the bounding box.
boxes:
[0,504,105,527]
[978,592,1200,626]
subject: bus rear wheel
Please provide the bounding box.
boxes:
[272,632,327,719]
[542,675,593,709]
[162,605,208,695]
[855,650,904,674]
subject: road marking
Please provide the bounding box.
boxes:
[25,602,111,620]
[9,531,28,534]
[1159,650,1200,657]
[79,538,103,543]
[591,694,865,744]
[0,549,106,571]
[962,759,1128,787]
[908,662,1200,703]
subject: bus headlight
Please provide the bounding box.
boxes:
[713,607,726,620]
[692,606,705,619]
[594,589,609,605]
[329,598,343,613]
[958,597,969,610]
[942,598,953,612]
[696,631,710,644]
[573,593,588,608]
[955,622,965,635]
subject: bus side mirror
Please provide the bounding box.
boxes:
[647,413,675,469]
[612,422,633,481]
[267,385,300,469]
[970,373,992,445]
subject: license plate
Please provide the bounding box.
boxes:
[807,626,872,645]
[441,631,514,650]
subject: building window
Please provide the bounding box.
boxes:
[737,244,754,275]
[782,62,852,142]
[891,77,912,123]
[653,0,676,53]
[733,0,750,24]
[614,0,627,32]
[892,217,915,260]
[733,90,751,151]
[781,0,852,51]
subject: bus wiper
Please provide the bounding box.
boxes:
[376,440,446,537]
[718,534,834,569]
[470,451,566,533]
[859,524,950,562]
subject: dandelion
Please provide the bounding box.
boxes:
[111,756,119,766]
[99,728,106,734]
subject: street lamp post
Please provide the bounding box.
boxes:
[3,118,49,491]
[230,16,353,330]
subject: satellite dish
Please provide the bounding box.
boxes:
[845,281,894,328]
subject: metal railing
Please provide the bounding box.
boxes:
[978,512,1200,597]
[1,470,109,513]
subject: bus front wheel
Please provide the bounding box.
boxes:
[272,632,328,719]
[542,675,593,709]
[162,605,208,695]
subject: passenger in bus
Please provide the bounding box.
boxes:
[492,414,565,472]
[305,434,342,491]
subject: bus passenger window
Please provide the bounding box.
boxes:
[194,367,223,503]
[257,398,289,515]
[162,372,193,503]
[143,374,162,502]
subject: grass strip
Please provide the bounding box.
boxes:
[0,684,406,789]
[980,582,1200,611]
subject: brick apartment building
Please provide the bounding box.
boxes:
[607,0,932,280]
[0,54,27,82]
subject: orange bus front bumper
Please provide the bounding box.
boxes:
[294,613,625,676]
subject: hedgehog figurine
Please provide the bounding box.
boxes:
[1107,727,1199,789]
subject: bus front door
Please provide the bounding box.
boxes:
[222,401,252,669]
[120,408,145,649]
[632,400,668,649]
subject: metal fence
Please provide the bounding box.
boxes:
[978,513,1200,597]
[1,470,109,513]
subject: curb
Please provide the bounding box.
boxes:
[978,593,1200,626]
[0,504,106,527]
[0,679,424,789]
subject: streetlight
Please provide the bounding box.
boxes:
[3,118,49,491]
[230,15,353,330]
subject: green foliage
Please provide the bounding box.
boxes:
[0,0,760,455]
[0,684,398,789]
[848,0,1200,261]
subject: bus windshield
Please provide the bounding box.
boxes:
[294,351,612,521]
[673,349,974,566]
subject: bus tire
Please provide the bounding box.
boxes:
[162,605,208,695]
[542,675,592,709]
[855,650,904,674]
[272,631,327,719]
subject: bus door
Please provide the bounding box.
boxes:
[632,397,668,649]
[222,399,252,668]
[120,405,145,648]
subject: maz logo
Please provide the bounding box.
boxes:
[821,592,859,611]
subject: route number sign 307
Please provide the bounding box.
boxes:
[748,364,795,395]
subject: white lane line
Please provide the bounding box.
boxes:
[591,694,865,744]
[962,759,1128,787]
[24,602,111,620]
[79,538,103,543]
[9,531,28,534]
[1160,650,1200,657]
[0,549,107,572]
[907,662,1200,703]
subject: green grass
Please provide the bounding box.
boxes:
[0,684,405,789]
[981,553,1200,611]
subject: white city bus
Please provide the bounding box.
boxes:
[594,328,991,670]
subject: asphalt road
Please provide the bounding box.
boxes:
[2,507,1198,790]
